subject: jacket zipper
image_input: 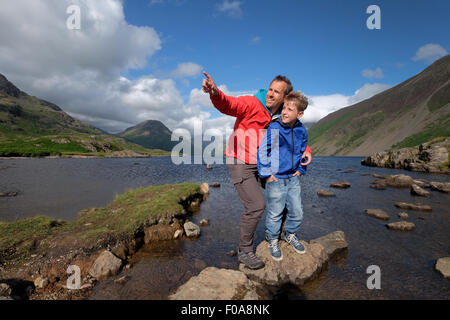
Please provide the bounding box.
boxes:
[291,127,294,171]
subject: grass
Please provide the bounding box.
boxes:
[0,183,200,258]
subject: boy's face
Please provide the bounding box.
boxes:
[281,100,303,125]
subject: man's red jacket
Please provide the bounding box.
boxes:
[210,89,311,165]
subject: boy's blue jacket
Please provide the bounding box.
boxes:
[257,117,308,179]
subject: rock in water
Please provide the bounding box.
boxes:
[239,240,328,287]
[169,267,270,300]
[88,251,123,280]
[386,221,416,231]
[317,190,336,197]
[411,184,431,197]
[395,202,432,212]
[330,182,351,189]
[310,231,348,259]
[199,183,209,195]
[435,257,450,279]
[429,181,450,194]
[385,174,415,188]
[199,219,210,226]
[33,277,49,289]
[365,209,390,221]
[184,221,201,238]
[398,212,409,220]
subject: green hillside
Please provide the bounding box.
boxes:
[308,55,450,156]
[0,73,167,157]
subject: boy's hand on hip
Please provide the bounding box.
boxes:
[267,175,278,183]
[293,171,301,177]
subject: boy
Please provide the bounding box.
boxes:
[257,91,309,261]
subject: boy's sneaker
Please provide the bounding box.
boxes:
[268,239,283,261]
[282,233,306,254]
[238,250,265,270]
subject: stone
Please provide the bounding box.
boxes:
[33,277,49,289]
[330,182,351,189]
[310,231,348,259]
[114,276,130,285]
[344,169,354,173]
[199,219,210,227]
[386,221,416,231]
[411,184,431,197]
[239,240,328,287]
[199,183,210,195]
[173,229,183,239]
[395,202,432,212]
[429,181,450,194]
[365,209,390,221]
[211,183,221,188]
[80,283,93,290]
[317,190,336,197]
[370,182,387,190]
[398,212,409,220]
[0,283,12,296]
[112,244,128,261]
[385,174,415,188]
[88,251,123,280]
[413,179,430,188]
[169,267,270,300]
[372,174,387,179]
[206,164,213,170]
[184,221,201,238]
[226,250,237,257]
[435,257,450,279]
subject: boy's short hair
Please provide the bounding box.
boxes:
[285,91,308,112]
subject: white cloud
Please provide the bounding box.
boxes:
[250,36,261,45]
[216,0,243,19]
[169,62,203,78]
[412,43,448,64]
[304,83,391,123]
[361,67,384,79]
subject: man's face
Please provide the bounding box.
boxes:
[266,81,287,111]
[281,100,303,125]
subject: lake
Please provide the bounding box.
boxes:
[0,156,449,299]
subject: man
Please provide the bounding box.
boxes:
[202,72,312,269]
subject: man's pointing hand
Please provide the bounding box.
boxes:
[202,71,219,96]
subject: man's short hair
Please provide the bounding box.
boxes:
[285,91,308,112]
[270,75,293,95]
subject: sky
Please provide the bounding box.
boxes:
[0,0,449,136]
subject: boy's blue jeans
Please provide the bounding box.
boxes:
[265,176,303,241]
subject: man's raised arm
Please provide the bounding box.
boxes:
[202,71,248,118]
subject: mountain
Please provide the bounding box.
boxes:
[308,55,450,156]
[0,73,162,157]
[117,120,177,152]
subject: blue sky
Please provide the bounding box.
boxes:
[123,0,449,93]
[1,0,448,133]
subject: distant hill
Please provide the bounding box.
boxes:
[308,55,450,156]
[117,120,177,152]
[0,73,165,157]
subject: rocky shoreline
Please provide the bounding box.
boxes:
[361,137,449,173]
[0,183,209,300]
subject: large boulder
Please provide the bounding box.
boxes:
[435,257,450,279]
[239,240,328,287]
[88,251,123,280]
[362,138,450,173]
[310,231,348,259]
[385,174,415,188]
[169,267,270,300]
[317,190,336,197]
